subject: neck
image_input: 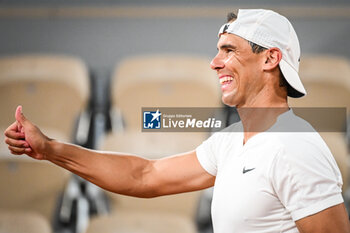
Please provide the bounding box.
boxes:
[237,94,289,145]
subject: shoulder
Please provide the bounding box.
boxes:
[265,110,342,180]
[267,130,343,192]
[269,109,331,156]
[268,130,334,173]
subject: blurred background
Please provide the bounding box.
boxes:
[0,0,349,233]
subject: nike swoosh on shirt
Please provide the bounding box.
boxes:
[242,167,255,174]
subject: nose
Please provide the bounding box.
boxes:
[210,53,225,70]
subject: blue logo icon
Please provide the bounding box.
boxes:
[143,110,161,129]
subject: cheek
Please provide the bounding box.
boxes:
[223,53,236,65]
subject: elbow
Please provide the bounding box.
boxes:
[134,175,163,198]
[114,160,161,198]
[135,161,165,198]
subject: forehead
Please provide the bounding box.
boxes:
[217,33,249,49]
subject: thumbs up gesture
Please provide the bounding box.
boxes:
[4,106,51,160]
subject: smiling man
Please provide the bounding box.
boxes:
[4,9,350,233]
[200,9,349,232]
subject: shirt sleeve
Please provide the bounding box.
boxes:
[270,143,344,221]
[196,133,220,176]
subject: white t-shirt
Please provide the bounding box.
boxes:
[196,110,343,233]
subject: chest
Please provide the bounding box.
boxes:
[211,144,290,231]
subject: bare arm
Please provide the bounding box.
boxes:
[4,106,215,198]
[47,142,215,197]
[296,203,350,233]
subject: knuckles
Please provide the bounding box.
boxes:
[5,137,27,148]
[4,130,10,137]
[8,145,25,153]
[4,138,10,145]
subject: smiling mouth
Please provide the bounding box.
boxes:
[219,76,234,85]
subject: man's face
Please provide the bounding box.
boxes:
[210,33,267,107]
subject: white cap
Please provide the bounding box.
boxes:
[218,9,306,98]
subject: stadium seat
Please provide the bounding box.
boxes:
[0,157,70,223]
[86,210,196,233]
[0,54,90,226]
[289,55,350,191]
[110,54,222,130]
[0,54,90,143]
[105,54,222,157]
[98,54,222,232]
[0,210,52,233]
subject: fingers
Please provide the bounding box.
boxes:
[5,106,34,156]
[10,150,24,155]
[5,135,31,156]
[15,105,27,127]
[5,122,19,133]
[4,121,30,155]
[5,137,29,148]
[15,106,23,132]
[8,145,32,155]
[15,105,22,122]
[4,127,25,140]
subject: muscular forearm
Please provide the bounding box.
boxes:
[45,140,156,197]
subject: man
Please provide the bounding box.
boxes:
[4,9,350,232]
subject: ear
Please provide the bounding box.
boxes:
[262,48,282,71]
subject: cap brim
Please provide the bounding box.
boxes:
[279,59,306,98]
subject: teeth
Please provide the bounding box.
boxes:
[220,76,233,84]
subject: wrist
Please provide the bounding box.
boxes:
[43,138,58,160]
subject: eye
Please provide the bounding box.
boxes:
[224,47,236,54]
[224,49,235,56]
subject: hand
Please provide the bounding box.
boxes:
[4,106,51,160]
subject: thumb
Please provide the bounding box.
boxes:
[15,105,27,128]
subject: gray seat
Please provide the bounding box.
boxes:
[97,54,223,233]
[0,209,52,233]
[0,54,90,226]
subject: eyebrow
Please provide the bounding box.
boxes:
[217,44,237,51]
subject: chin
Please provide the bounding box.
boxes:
[221,92,239,107]
[221,97,237,107]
